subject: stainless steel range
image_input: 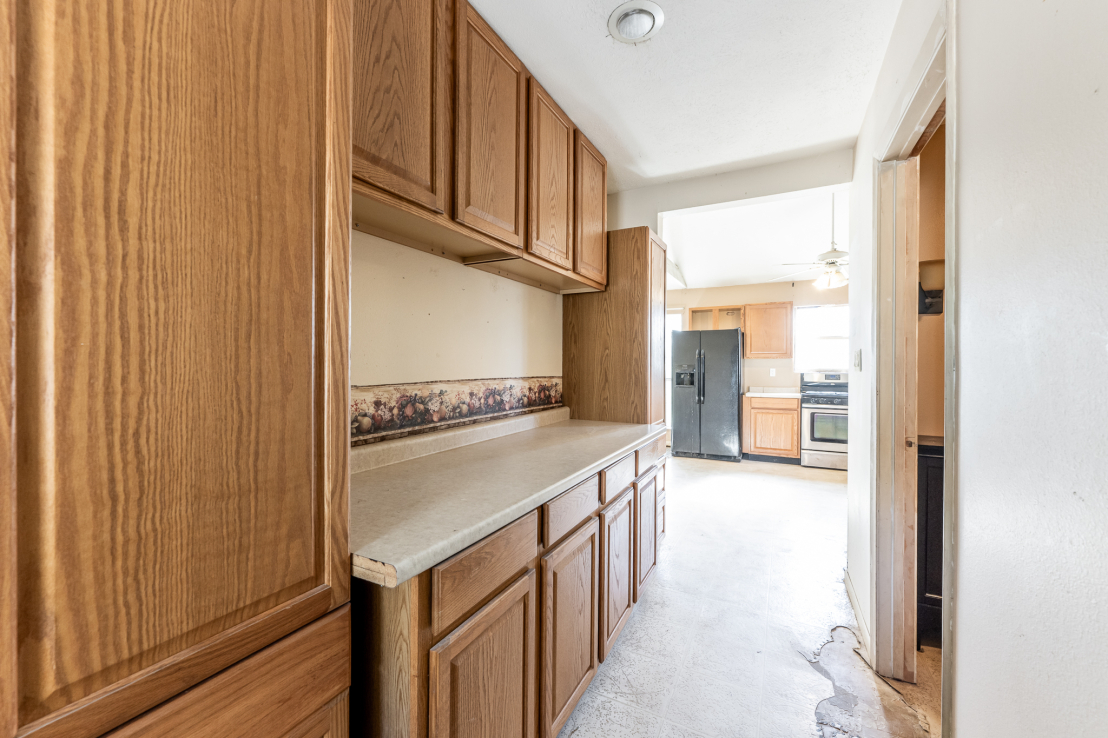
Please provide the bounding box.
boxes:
[800,371,849,470]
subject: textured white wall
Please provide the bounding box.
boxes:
[350,231,563,386]
[950,1,1108,733]
[845,0,946,661]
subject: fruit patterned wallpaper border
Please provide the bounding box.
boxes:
[350,376,563,446]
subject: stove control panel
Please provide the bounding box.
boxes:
[802,395,849,407]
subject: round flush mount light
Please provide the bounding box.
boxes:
[608,1,665,44]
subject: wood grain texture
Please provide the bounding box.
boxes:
[104,608,350,738]
[573,131,607,285]
[742,396,800,459]
[649,237,667,424]
[563,227,667,424]
[431,511,538,640]
[0,0,13,733]
[540,519,599,738]
[542,476,599,548]
[454,2,528,248]
[13,0,351,732]
[598,453,635,506]
[636,436,667,477]
[749,397,800,411]
[428,571,537,738]
[633,474,657,603]
[353,0,451,212]
[284,691,351,738]
[742,302,793,359]
[598,488,633,663]
[527,79,574,270]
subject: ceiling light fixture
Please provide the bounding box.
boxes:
[815,266,848,290]
[608,1,665,44]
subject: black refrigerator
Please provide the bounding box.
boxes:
[671,329,742,461]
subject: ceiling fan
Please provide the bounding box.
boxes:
[773,192,849,289]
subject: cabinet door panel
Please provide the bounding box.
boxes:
[12,0,350,734]
[574,132,607,284]
[528,79,574,269]
[633,475,658,602]
[541,519,599,738]
[750,409,800,457]
[353,0,451,212]
[599,489,633,662]
[743,302,793,359]
[429,571,537,738]
[455,3,528,247]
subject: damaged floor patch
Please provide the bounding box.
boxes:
[806,627,931,738]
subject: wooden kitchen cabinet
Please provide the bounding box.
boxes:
[353,0,452,212]
[564,227,668,424]
[574,132,608,285]
[455,1,529,248]
[429,571,538,738]
[743,396,801,458]
[687,305,744,331]
[599,488,635,662]
[6,1,351,736]
[541,520,600,738]
[633,471,659,602]
[743,301,794,358]
[528,78,576,270]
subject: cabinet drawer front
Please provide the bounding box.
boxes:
[600,453,636,505]
[636,435,667,476]
[749,397,800,410]
[106,608,350,738]
[543,475,600,547]
[432,511,539,639]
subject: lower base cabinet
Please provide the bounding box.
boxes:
[742,396,801,458]
[541,519,600,738]
[633,471,658,602]
[598,487,634,662]
[429,571,538,738]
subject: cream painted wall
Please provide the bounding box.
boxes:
[350,231,562,386]
[950,1,1108,733]
[667,281,848,391]
[844,0,946,662]
[607,148,853,232]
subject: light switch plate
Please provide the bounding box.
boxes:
[769,368,776,377]
[854,349,863,371]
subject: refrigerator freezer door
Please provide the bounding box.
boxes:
[671,330,701,455]
[700,329,741,458]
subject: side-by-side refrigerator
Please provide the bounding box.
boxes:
[671,329,742,461]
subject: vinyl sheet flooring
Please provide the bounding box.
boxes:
[558,456,939,738]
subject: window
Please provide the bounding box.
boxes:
[794,305,850,372]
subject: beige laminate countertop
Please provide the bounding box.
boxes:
[349,419,666,587]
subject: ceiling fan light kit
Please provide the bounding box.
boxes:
[608,1,665,44]
[773,191,850,287]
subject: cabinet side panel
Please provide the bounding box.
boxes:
[0,0,12,732]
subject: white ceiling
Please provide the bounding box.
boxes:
[660,185,850,289]
[469,0,901,192]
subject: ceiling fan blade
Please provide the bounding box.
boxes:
[770,267,822,282]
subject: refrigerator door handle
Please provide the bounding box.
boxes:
[697,349,705,404]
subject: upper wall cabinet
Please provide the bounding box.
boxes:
[743,301,794,359]
[528,79,575,270]
[574,132,608,284]
[455,2,529,248]
[353,0,452,213]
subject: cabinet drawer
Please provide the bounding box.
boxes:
[432,510,539,639]
[749,397,799,410]
[600,453,636,505]
[543,475,600,547]
[636,435,667,476]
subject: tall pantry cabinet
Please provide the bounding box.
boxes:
[2,2,352,737]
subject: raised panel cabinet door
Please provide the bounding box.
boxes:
[527,79,575,270]
[353,0,451,212]
[750,409,800,458]
[573,131,607,284]
[11,1,351,736]
[649,237,667,425]
[540,519,600,738]
[633,474,658,602]
[598,489,634,662]
[429,571,537,738]
[743,302,793,359]
[455,2,528,248]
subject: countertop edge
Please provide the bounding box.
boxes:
[352,423,667,588]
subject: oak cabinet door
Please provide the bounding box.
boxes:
[353,0,452,212]
[599,489,634,662]
[743,302,794,359]
[574,131,607,285]
[749,409,801,458]
[528,79,575,270]
[429,571,537,738]
[540,519,599,738]
[633,474,658,602]
[455,2,528,248]
[9,1,350,736]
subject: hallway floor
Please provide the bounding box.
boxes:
[558,457,937,738]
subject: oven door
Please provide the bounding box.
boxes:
[801,406,849,453]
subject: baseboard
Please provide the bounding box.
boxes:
[845,569,874,667]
